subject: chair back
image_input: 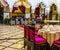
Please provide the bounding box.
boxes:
[24,25,28,39]
[28,25,35,43]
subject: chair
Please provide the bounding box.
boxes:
[28,25,50,50]
[24,25,41,48]
[51,39,60,50]
[24,25,29,48]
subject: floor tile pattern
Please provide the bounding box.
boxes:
[0,25,24,50]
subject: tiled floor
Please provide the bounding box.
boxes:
[0,25,24,50]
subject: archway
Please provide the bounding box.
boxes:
[49,4,58,20]
[35,2,46,20]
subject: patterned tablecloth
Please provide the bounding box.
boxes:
[38,30,60,46]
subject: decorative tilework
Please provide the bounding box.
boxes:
[0,25,24,50]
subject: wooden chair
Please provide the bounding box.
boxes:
[28,25,50,50]
[51,39,60,50]
[24,25,29,48]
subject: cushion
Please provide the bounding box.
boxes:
[30,35,46,44]
[35,36,46,44]
[54,40,60,45]
[29,29,46,44]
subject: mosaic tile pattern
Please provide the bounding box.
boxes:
[0,25,24,50]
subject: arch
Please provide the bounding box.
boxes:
[35,2,46,20]
[0,0,9,24]
[0,0,8,7]
[49,3,58,20]
[12,0,31,18]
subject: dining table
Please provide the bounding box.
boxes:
[38,25,60,46]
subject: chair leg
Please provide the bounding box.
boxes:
[28,45,34,50]
[36,43,50,50]
[59,47,60,50]
[28,43,50,50]
[24,40,26,48]
[46,43,50,50]
[42,44,49,50]
[51,44,59,50]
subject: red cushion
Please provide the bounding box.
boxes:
[31,35,46,44]
[54,40,60,45]
[35,36,46,44]
[29,29,46,44]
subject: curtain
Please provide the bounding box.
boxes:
[35,7,40,17]
[12,7,18,13]
[19,6,25,14]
